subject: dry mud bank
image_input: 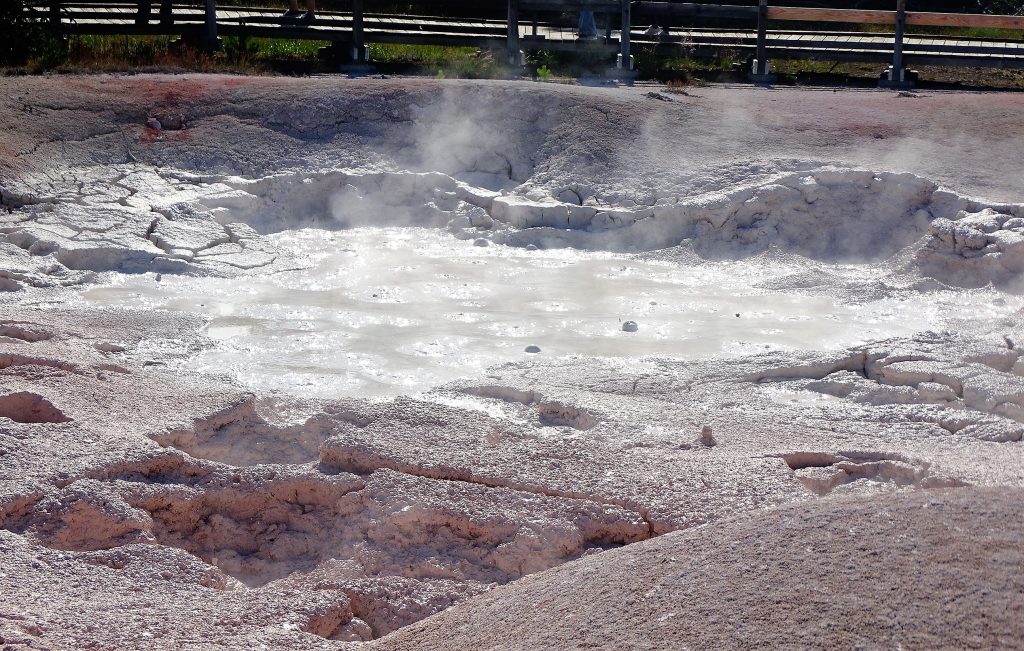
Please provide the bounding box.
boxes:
[0,75,1023,649]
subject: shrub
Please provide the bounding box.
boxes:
[0,0,67,68]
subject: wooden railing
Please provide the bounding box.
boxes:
[30,1,1024,79]
[760,1,1024,82]
[766,6,1024,30]
[514,0,1024,73]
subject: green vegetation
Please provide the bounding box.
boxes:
[62,36,212,72]
[632,46,741,82]
[2,0,1023,86]
[228,37,327,60]
[0,33,502,76]
[66,34,331,71]
[369,43,501,77]
[0,0,66,69]
[524,48,610,79]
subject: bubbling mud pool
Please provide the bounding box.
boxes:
[78,227,1014,398]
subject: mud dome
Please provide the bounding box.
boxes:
[1,77,1024,649]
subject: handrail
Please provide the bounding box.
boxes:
[905,11,1024,30]
[632,2,757,20]
[766,7,895,24]
[766,6,1024,31]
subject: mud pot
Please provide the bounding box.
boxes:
[1,76,1022,649]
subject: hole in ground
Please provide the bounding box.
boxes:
[778,451,965,496]
[0,391,71,424]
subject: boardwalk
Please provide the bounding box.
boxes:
[27,2,1024,72]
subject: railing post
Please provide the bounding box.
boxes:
[891,0,906,83]
[352,0,365,62]
[48,0,60,31]
[160,0,173,26]
[506,0,520,65]
[203,0,218,51]
[755,0,768,75]
[619,0,631,69]
[749,0,776,82]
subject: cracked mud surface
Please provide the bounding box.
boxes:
[1,75,1023,649]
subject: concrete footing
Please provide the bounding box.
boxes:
[879,67,918,89]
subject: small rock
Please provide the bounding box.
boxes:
[157,114,186,130]
[897,90,919,98]
[469,212,494,229]
[525,244,538,251]
[646,91,673,102]
[447,215,472,232]
[524,345,541,353]
[146,117,162,131]
[699,425,717,447]
[473,238,490,247]
[622,320,639,332]
[94,342,126,353]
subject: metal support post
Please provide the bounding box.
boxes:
[507,0,520,65]
[755,0,768,75]
[892,0,906,82]
[137,0,150,26]
[352,0,365,62]
[203,0,219,51]
[49,0,61,30]
[619,0,631,69]
[749,0,776,83]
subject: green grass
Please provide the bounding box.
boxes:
[244,38,328,59]
[523,48,617,78]
[60,35,216,71]
[44,34,330,72]
[369,43,501,77]
[3,33,506,76]
[633,46,741,81]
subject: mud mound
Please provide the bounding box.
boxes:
[372,488,1024,651]
[3,76,1024,289]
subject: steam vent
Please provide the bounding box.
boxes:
[2,67,1024,649]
